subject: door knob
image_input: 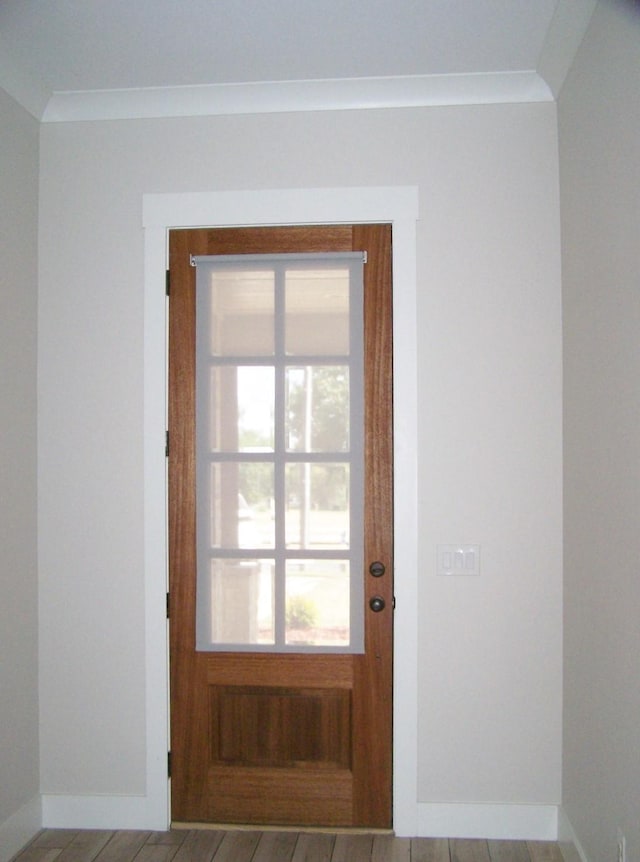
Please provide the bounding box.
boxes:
[369,561,385,577]
[369,596,385,612]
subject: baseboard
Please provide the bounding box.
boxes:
[558,807,589,862]
[415,803,559,840]
[0,795,42,862]
[41,794,168,831]
[37,794,585,854]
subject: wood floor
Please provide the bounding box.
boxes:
[15,829,566,862]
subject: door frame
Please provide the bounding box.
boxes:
[142,186,419,833]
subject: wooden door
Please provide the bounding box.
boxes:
[168,224,393,827]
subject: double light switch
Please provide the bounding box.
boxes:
[436,544,480,576]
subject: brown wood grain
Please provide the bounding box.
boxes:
[205,654,353,687]
[410,838,451,862]
[450,840,491,862]
[210,685,351,768]
[168,227,209,820]
[290,833,336,862]
[94,833,151,862]
[487,841,531,862]
[13,850,64,862]
[352,224,393,826]
[132,847,182,862]
[526,843,564,862]
[372,835,411,862]
[16,832,569,862]
[207,765,352,825]
[189,226,354,256]
[31,832,80,850]
[331,834,374,862]
[208,832,260,862]
[145,833,188,847]
[169,224,393,826]
[53,833,114,862]
[171,830,224,862]
[252,831,298,862]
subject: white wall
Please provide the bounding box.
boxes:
[0,87,41,857]
[416,105,563,808]
[559,2,640,861]
[38,102,563,831]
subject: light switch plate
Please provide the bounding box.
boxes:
[437,544,480,576]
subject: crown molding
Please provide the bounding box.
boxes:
[40,71,553,123]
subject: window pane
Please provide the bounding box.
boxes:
[207,462,274,549]
[195,252,364,653]
[285,560,350,647]
[285,366,349,452]
[199,558,275,646]
[206,366,274,452]
[208,269,274,356]
[285,464,349,549]
[285,268,349,355]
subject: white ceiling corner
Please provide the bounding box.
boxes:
[536,0,598,97]
[0,33,49,119]
[0,0,598,123]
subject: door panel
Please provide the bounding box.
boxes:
[168,225,393,827]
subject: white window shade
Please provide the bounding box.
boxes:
[194,253,364,653]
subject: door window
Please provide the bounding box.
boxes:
[194,253,365,652]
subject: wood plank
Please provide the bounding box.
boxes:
[210,831,261,862]
[371,834,411,861]
[13,848,62,862]
[206,655,353,688]
[15,831,565,862]
[351,223,394,827]
[30,832,81,850]
[488,841,530,862]
[331,834,374,862]
[211,685,351,768]
[251,831,298,862]
[145,833,188,846]
[290,833,335,862]
[207,766,352,826]
[171,830,224,862]
[526,842,564,862]
[450,840,491,862]
[131,847,181,862]
[192,226,355,256]
[411,837,450,862]
[54,831,113,862]
[94,832,151,862]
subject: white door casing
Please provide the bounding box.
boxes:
[142,187,420,832]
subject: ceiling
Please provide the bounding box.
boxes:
[0,0,597,123]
